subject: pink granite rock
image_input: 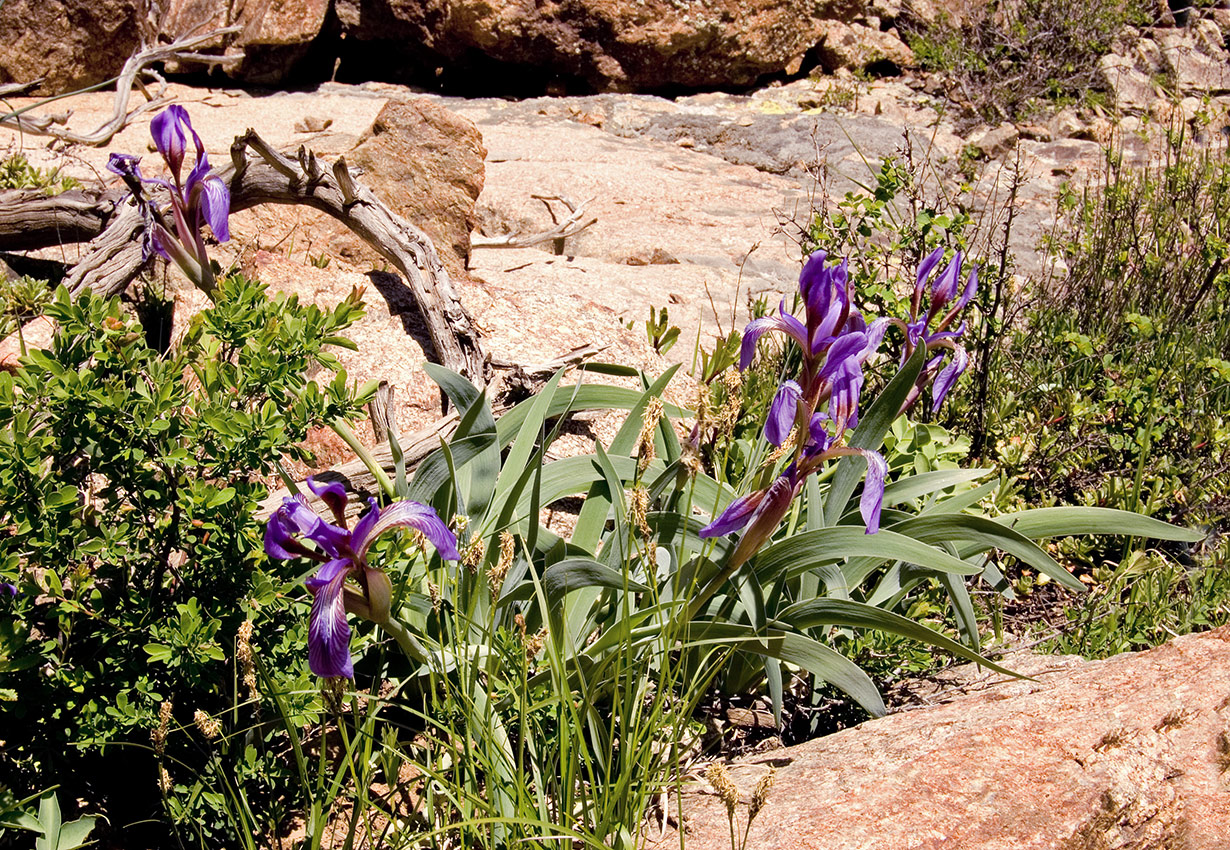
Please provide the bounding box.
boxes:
[658,628,1230,850]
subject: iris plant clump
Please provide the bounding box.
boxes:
[107,105,231,295]
[265,477,459,678]
[698,248,976,570]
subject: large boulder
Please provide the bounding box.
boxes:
[342,98,487,277]
[0,0,147,94]
[654,627,1230,850]
[158,0,333,83]
[333,0,866,92]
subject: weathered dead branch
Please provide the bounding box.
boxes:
[471,194,597,250]
[0,188,122,252]
[0,130,486,381]
[0,28,243,146]
[225,131,486,382]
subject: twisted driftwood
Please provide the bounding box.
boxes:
[471,194,596,251]
[0,130,486,382]
[0,28,243,146]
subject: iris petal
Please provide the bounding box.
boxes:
[150,105,189,181]
[280,496,349,557]
[915,246,945,296]
[932,345,970,411]
[352,500,460,562]
[106,153,143,181]
[855,449,888,534]
[306,559,354,678]
[765,380,802,446]
[699,489,766,538]
[739,309,809,370]
[198,175,231,242]
[306,476,350,527]
[930,251,963,309]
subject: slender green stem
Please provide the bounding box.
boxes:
[380,616,430,665]
[330,417,396,498]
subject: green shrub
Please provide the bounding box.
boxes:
[902,0,1153,121]
[0,276,370,845]
[0,153,80,195]
[991,134,1230,546]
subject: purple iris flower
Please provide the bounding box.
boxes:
[765,380,802,446]
[106,105,230,294]
[902,250,978,411]
[702,249,889,553]
[265,477,459,679]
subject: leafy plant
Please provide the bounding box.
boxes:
[0,275,371,845]
[901,0,1153,121]
[0,154,80,195]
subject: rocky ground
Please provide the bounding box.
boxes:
[5,5,1230,841]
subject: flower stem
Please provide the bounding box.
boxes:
[380,617,430,666]
[330,417,396,498]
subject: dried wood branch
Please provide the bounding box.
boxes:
[471,194,597,249]
[226,131,486,382]
[0,188,122,252]
[9,130,485,382]
[368,382,398,445]
[0,28,242,146]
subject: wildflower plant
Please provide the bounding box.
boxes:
[107,105,231,295]
[252,246,1199,850]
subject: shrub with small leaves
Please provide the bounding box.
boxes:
[0,274,371,844]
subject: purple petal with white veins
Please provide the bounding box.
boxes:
[855,449,888,534]
[699,489,766,538]
[765,380,802,446]
[150,105,189,181]
[349,498,382,556]
[352,500,461,562]
[306,559,355,678]
[739,309,808,370]
[198,175,230,242]
[307,476,350,526]
[931,345,969,411]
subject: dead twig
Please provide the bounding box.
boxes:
[0,27,243,146]
[471,194,597,250]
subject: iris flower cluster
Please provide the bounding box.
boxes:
[107,105,231,295]
[897,245,978,412]
[698,248,976,567]
[265,478,459,679]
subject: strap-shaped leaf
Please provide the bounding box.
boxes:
[891,513,1083,592]
[881,468,991,507]
[994,506,1203,542]
[543,558,649,607]
[777,597,1021,677]
[823,344,926,526]
[685,622,886,717]
[753,526,982,586]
